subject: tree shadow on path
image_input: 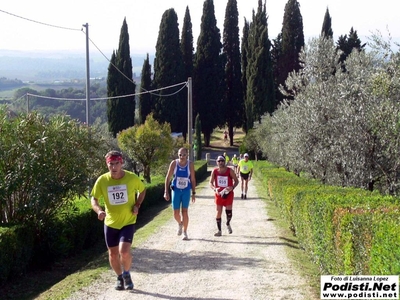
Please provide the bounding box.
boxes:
[131,289,234,300]
[134,248,264,274]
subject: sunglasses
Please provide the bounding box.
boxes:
[179,153,187,157]
[217,160,225,163]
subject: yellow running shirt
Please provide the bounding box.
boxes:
[238,160,253,174]
[91,171,145,229]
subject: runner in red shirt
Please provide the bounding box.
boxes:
[209,155,239,236]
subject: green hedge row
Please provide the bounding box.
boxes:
[0,209,102,285]
[0,161,209,286]
[254,161,400,275]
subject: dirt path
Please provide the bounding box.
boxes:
[67,166,317,300]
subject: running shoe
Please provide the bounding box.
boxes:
[177,222,183,236]
[227,224,232,234]
[123,273,134,290]
[115,275,124,290]
[214,231,222,237]
[244,194,247,199]
[182,232,189,240]
[241,194,243,199]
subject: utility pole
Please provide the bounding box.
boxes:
[83,23,90,126]
[187,77,193,158]
[83,23,91,199]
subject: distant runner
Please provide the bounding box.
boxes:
[238,153,253,199]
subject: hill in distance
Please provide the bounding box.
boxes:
[0,49,153,83]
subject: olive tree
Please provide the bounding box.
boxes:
[117,113,173,183]
[256,35,400,194]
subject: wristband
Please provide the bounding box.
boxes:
[192,192,196,195]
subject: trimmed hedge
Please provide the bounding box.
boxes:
[254,160,400,275]
[0,225,35,284]
[335,206,400,275]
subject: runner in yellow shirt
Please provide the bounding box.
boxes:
[237,153,253,199]
[231,154,239,176]
[91,150,146,291]
[223,152,230,166]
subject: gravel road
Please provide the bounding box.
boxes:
[67,166,317,300]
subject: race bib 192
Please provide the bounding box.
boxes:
[108,184,128,205]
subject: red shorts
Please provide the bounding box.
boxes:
[215,192,234,206]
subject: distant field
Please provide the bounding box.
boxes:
[0,89,17,98]
[0,82,88,99]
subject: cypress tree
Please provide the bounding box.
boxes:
[138,53,152,124]
[241,19,250,133]
[193,0,223,146]
[107,51,118,135]
[271,33,282,107]
[337,27,366,71]
[276,0,304,103]
[106,18,136,137]
[222,0,243,145]
[180,6,194,136]
[245,0,275,130]
[321,7,333,39]
[153,9,185,135]
[181,6,194,82]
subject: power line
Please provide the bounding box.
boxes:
[1,9,188,102]
[84,32,183,98]
[0,8,82,31]
[133,81,188,98]
[25,94,87,101]
[24,81,187,102]
[83,31,135,87]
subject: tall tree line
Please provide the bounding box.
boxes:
[106,0,366,151]
[106,1,303,142]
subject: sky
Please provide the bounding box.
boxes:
[0,0,398,55]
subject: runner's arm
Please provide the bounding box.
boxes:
[230,169,239,191]
[91,197,106,220]
[209,169,217,192]
[136,188,146,207]
[133,188,146,215]
[164,160,176,200]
